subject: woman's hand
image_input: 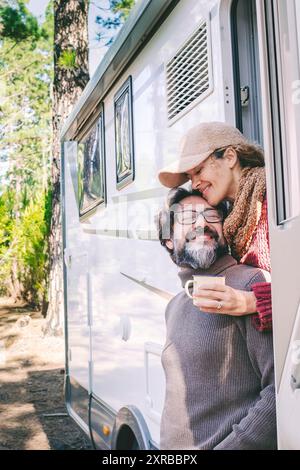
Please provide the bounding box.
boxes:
[194,283,257,316]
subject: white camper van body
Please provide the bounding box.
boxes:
[61,0,300,449]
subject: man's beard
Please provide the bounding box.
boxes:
[173,226,228,269]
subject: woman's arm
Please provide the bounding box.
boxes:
[194,283,257,316]
[251,282,272,331]
[194,281,272,332]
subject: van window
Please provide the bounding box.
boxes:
[266,0,300,224]
[114,76,135,189]
[78,107,106,217]
[231,0,263,145]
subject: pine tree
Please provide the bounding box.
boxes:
[45,0,89,335]
[0,1,53,305]
[94,0,135,46]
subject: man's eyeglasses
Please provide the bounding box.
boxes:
[174,209,224,225]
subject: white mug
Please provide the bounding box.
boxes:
[185,275,225,305]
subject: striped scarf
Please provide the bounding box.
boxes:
[223,166,266,260]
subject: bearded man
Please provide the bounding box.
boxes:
[156,187,277,450]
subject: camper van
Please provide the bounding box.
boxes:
[60,0,300,450]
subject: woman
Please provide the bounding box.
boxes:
[158,121,272,332]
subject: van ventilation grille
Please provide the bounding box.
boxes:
[166,21,210,121]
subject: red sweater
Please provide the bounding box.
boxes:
[240,198,272,331]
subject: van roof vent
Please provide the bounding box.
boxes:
[166,20,212,122]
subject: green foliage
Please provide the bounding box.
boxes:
[95,0,135,46]
[0,0,41,42]
[111,0,135,19]
[0,188,14,249]
[0,1,53,306]
[58,48,77,70]
[0,188,52,304]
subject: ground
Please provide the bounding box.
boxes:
[0,298,92,450]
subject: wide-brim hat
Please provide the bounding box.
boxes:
[158,121,248,188]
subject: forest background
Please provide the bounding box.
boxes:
[0,0,135,330]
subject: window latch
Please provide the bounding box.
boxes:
[240,85,250,107]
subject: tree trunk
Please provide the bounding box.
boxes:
[44,0,89,335]
[7,259,23,303]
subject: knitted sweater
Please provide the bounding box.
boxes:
[239,198,272,331]
[160,255,276,450]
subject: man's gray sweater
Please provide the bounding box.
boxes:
[160,255,276,450]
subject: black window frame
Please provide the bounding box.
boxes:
[264,0,299,226]
[77,103,107,219]
[264,0,289,225]
[114,76,135,190]
[230,0,263,145]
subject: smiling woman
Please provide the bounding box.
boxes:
[158,121,272,331]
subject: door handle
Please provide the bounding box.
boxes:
[240,85,250,107]
[63,249,72,268]
[118,315,131,342]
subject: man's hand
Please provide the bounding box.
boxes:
[194,283,257,316]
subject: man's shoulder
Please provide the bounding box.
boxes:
[225,263,271,291]
[165,290,188,319]
[167,290,187,309]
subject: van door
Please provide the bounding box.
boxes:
[63,140,92,425]
[65,251,90,392]
[257,0,300,449]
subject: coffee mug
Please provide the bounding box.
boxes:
[185,275,225,305]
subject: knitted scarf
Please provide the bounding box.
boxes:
[223,167,266,260]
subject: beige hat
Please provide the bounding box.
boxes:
[158,121,248,188]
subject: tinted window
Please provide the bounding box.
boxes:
[266,0,300,224]
[114,76,134,189]
[78,110,106,216]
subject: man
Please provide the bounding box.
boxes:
[158,121,271,329]
[157,187,276,450]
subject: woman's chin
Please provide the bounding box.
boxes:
[206,195,217,206]
[206,193,222,207]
